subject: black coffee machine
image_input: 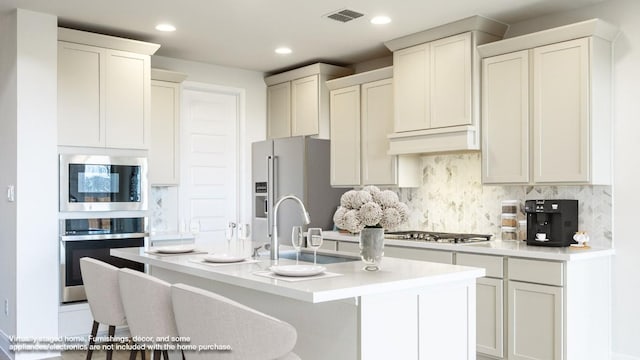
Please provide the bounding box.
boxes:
[524,199,578,247]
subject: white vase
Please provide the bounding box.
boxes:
[359,227,385,271]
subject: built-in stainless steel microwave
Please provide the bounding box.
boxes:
[59,154,148,212]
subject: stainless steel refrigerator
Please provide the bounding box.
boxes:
[251,136,346,252]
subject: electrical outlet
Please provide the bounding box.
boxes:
[4,299,8,316]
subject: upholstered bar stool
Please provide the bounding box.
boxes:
[79,257,135,360]
[118,268,182,360]
[171,283,300,360]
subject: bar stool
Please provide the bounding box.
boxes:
[171,283,300,360]
[118,268,182,360]
[80,257,135,360]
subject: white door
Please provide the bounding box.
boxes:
[181,85,239,249]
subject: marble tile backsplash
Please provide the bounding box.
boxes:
[149,186,179,232]
[396,152,612,248]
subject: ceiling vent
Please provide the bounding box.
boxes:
[325,9,365,23]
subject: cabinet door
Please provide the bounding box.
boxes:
[476,278,504,358]
[430,32,472,128]
[291,75,319,136]
[393,44,429,132]
[267,82,291,139]
[150,80,180,185]
[508,281,563,360]
[105,50,150,149]
[58,42,104,147]
[329,85,361,186]
[481,50,530,183]
[361,78,397,185]
[533,38,590,183]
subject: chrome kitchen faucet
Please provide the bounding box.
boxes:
[271,195,311,260]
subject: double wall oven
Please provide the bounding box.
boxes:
[59,155,149,303]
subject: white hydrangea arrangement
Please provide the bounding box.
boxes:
[333,185,409,233]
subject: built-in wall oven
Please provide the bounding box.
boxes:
[59,154,148,212]
[60,217,147,303]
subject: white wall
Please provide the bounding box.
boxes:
[149,56,266,230]
[0,8,59,360]
[0,10,19,360]
[505,0,640,358]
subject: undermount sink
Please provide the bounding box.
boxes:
[278,250,360,264]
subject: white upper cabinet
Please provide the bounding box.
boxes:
[267,82,291,139]
[479,19,618,185]
[291,75,320,136]
[265,63,353,140]
[57,28,159,149]
[533,39,590,183]
[58,42,103,147]
[329,85,361,186]
[429,33,472,128]
[327,68,420,188]
[150,69,187,186]
[105,50,149,149]
[393,44,429,132]
[384,16,507,155]
[481,50,530,183]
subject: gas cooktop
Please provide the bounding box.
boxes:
[385,231,493,244]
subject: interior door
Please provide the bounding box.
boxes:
[181,85,239,250]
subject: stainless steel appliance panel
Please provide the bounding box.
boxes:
[60,154,148,212]
[59,217,147,303]
[251,137,346,251]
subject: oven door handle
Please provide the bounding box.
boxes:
[60,232,149,241]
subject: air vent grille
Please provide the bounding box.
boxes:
[326,9,364,23]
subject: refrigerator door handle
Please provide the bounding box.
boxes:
[267,155,274,238]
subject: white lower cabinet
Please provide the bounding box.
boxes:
[476,278,504,358]
[385,245,453,264]
[508,280,563,360]
[324,235,610,360]
[457,253,504,358]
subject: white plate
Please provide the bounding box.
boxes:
[270,264,326,277]
[203,253,246,263]
[154,245,196,254]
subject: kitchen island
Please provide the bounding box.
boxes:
[112,247,485,360]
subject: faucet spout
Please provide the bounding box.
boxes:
[271,194,311,260]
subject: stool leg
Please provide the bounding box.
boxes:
[106,325,115,360]
[85,321,99,360]
[152,350,161,360]
[162,350,169,360]
[129,348,137,360]
[140,349,146,360]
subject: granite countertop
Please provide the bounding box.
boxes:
[323,231,614,261]
[111,247,484,304]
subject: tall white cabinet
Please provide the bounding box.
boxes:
[479,19,618,185]
[265,63,353,139]
[57,28,159,149]
[150,69,187,185]
[327,67,420,188]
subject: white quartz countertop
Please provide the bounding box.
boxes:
[111,247,484,304]
[324,231,614,261]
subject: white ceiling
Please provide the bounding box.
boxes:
[0,0,605,73]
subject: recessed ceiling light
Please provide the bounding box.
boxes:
[370,16,391,25]
[275,47,292,55]
[155,23,176,32]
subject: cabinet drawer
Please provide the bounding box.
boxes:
[319,239,337,251]
[508,258,563,286]
[338,241,360,254]
[385,246,453,264]
[457,253,503,278]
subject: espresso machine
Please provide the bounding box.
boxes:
[524,199,578,247]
